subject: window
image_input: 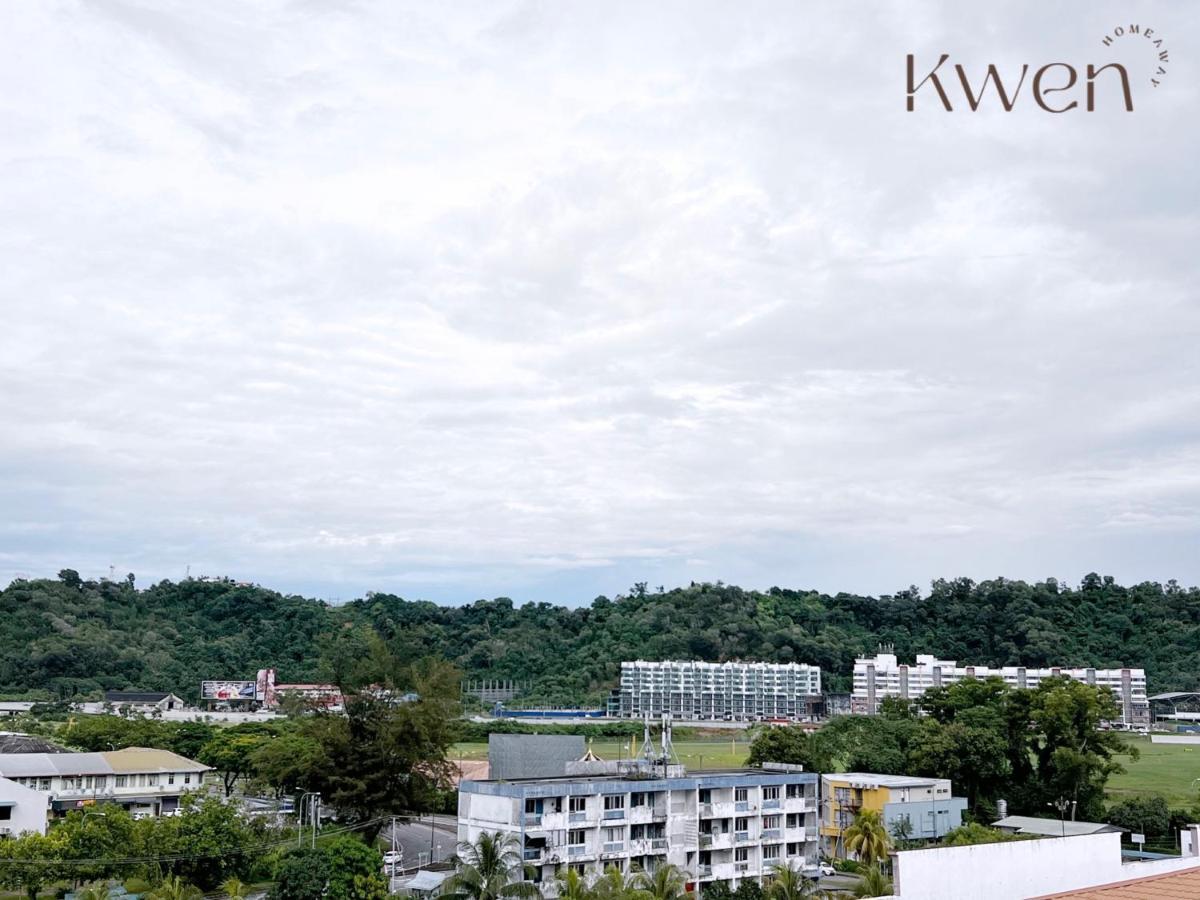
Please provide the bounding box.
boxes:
[0,807,11,821]
[39,778,51,791]
[734,788,748,802]
[735,818,748,831]
[569,797,587,813]
[168,774,176,786]
[763,845,781,860]
[603,826,623,843]
[631,792,647,807]
[786,814,800,829]
[763,815,780,829]
[525,799,540,814]
[115,776,128,788]
[184,774,191,785]
[698,789,711,804]
[763,786,780,800]
[569,830,586,846]
[786,842,801,856]
[604,795,625,811]
[735,848,749,862]
[148,775,159,787]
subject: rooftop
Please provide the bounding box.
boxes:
[104,691,176,703]
[1032,867,1200,898]
[994,815,1125,837]
[0,747,209,778]
[823,772,945,788]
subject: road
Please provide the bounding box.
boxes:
[380,815,458,871]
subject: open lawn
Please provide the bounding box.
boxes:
[452,735,754,770]
[1107,736,1200,807]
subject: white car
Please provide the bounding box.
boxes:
[382,850,403,873]
[803,864,837,878]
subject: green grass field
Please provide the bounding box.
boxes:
[453,735,754,770]
[1107,736,1200,807]
[458,734,1200,808]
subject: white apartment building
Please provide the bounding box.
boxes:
[0,748,211,819]
[458,767,821,896]
[852,652,1150,727]
[616,661,823,722]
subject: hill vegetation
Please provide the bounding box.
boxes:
[2,570,1198,703]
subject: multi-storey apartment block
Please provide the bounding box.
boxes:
[458,767,821,896]
[852,652,1150,728]
[615,661,823,722]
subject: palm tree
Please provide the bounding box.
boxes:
[764,863,820,900]
[594,865,651,900]
[146,876,203,900]
[851,865,893,898]
[843,810,892,869]
[556,867,593,900]
[221,877,250,900]
[440,832,541,900]
[633,863,691,900]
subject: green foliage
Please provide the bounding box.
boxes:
[843,810,891,868]
[850,866,892,899]
[199,730,272,796]
[440,832,539,900]
[268,840,388,900]
[732,880,762,900]
[699,883,733,900]
[4,573,1197,704]
[1106,795,1171,839]
[939,823,1029,847]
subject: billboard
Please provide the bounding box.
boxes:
[200,680,259,701]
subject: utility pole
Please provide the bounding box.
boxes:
[312,793,321,849]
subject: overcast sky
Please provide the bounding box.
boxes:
[1,1,1198,605]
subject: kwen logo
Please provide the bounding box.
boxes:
[906,24,1168,112]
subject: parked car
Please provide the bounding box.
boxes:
[382,850,403,873]
[803,863,836,878]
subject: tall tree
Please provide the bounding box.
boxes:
[843,810,891,869]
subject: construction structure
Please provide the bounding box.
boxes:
[852,650,1150,728]
[614,660,823,722]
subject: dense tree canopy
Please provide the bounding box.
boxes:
[2,572,1197,702]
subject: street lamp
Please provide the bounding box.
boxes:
[298,792,321,847]
[1049,799,1070,837]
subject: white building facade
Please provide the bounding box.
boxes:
[852,652,1150,727]
[458,768,821,896]
[0,748,210,819]
[616,661,823,722]
[0,775,50,837]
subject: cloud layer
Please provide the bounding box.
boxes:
[2,1,1198,603]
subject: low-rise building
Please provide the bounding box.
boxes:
[0,775,50,836]
[458,765,821,895]
[820,773,966,854]
[103,691,185,713]
[0,747,210,819]
[852,652,1150,728]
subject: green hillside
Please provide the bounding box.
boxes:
[3,571,1199,703]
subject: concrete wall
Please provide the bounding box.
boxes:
[894,830,1200,900]
[883,798,966,839]
[0,776,50,836]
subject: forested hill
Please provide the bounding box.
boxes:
[2,571,1199,703]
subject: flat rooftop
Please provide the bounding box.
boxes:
[822,772,945,787]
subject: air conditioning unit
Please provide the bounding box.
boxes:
[0,827,12,836]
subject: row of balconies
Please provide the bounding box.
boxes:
[526,806,667,830]
[699,826,807,849]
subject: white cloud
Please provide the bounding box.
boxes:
[1,0,1198,601]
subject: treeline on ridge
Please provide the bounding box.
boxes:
[2,570,1197,703]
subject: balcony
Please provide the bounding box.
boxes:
[762,799,781,811]
[735,863,750,874]
[523,849,544,862]
[523,814,543,827]
[569,811,589,824]
[603,809,626,821]
[568,846,590,858]
[698,866,713,879]
[700,834,713,849]
[735,801,755,813]
[703,831,733,850]
[784,827,807,842]
[603,842,625,854]
[735,831,751,843]
[761,829,781,841]
[650,838,668,851]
